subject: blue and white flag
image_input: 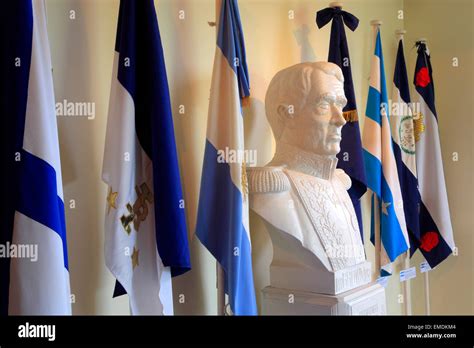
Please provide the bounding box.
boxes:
[0,0,71,314]
[102,0,191,315]
[413,41,455,267]
[195,0,257,315]
[362,27,410,275]
[391,37,421,255]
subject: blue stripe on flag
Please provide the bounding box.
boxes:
[17,150,68,270]
[216,0,250,100]
[374,31,382,59]
[114,0,191,278]
[380,177,408,261]
[365,86,382,124]
[196,141,257,315]
[363,149,382,196]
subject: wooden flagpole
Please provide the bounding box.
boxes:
[213,0,226,316]
[416,36,431,316]
[370,20,383,281]
[395,28,413,316]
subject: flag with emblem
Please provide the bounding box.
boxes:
[0,0,71,314]
[195,0,257,315]
[391,36,421,255]
[412,41,455,267]
[362,26,410,275]
[102,0,191,315]
[316,6,367,240]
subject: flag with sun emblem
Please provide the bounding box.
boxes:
[102,0,190,315]
[391,36,421,256]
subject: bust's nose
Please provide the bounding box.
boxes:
[330,104,347,127]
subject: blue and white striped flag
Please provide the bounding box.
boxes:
[195,0,257,315]
[362,27,410,275]
[102,0,191,315]
[391,36,421,255]
[0,0,71,314]
[413,41,455,267]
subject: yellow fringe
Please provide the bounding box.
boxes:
[241,96,251,108]
[343,109,359,122]
[413,112,425,143]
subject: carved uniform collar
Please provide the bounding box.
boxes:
[269,142,338,180]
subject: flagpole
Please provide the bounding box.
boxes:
[212,0,226,316]
[416,36,431,316]
[373,194,381,276]
[370,20,383,279]
[395,28,413,316]
[424,266,431,315]
[329,1,343,8]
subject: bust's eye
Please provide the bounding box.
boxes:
[317,101,330,110]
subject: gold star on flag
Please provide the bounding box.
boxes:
[106,186,118,214]
[382,201,391,215]
[131,247,139,269]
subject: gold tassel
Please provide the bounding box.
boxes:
[241,96,251,108]
[343,109,359,122]
[413,112,425,143]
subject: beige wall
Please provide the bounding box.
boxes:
[45,0,472,315]
[404,0,474,315]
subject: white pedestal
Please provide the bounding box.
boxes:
[270,261,372,295]
[262,282,387,315]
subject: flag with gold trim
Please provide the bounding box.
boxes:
[102,0,190,315]
[316,6,367,239]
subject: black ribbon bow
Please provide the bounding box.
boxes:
[316,6,359,32]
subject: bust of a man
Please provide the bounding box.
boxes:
[248,62,366,275]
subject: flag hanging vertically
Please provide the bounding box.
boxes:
[195,0,257,315]
[316,6,367,240]
[413,41,455,267]
[362,26,410,275]
[0,0,71,314]
[102,0,191,315]
[391,36,421,255]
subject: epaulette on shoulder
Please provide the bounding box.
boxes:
[247,166,290,194]
[335,168,352,190]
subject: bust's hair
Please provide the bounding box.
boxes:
[265,62,344,140]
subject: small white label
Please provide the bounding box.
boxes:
[376,276,389,288]
[420,261,432,273]
[399,267,416,282]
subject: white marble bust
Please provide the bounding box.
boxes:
[248,62,366,280]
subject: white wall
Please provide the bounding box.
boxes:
[44,0,471,315]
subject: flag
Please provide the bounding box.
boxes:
[413,41,455,267]
[0,0,71,314]
[102,0,191,315]
[391,37,421,255]
[316,6,367,240]
[362,27,410,275]
[195,0,257,315]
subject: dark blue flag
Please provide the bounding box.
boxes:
[316,6,367,240]
[391,37,421,256]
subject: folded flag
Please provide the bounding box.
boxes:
[391,36,421,255]
[102,0,191,315]
[0,0,71,315]
[316,6,367,240]
[413,41,455,267]
[195,0,257,315]
[362,26,410,275]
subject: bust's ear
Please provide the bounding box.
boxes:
[277,104,296,126]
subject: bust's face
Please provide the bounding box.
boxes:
[281,70,347,156]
